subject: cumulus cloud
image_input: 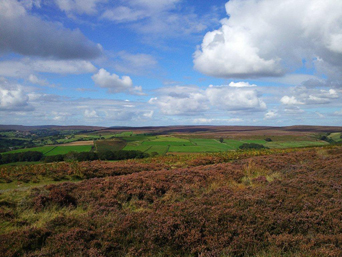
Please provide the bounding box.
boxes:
[0,0,102,59]
[148,86,208,115]
[0,79,32,111]
[92,68,143,95]
[84,109,99,118]
[281,86,339,105]
[228,82,257,88]
[149,83,266,116]
[206,85,267,112]
[194,0,342,79]
[0,59,97,78]
[281,96,304,105]
[264,111,278,120]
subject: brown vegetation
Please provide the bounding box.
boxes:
[1,147,342,256]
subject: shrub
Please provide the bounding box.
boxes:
[239,143,266,150]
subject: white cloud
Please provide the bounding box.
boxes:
[281,96,303,105]
[143,111,154,119]
[0,79,32,111]
[334,109,342,115]
[54,0,106,15]
[112,51,158,75]
[193,118,243,124]
[228,82,257,88]
[101,0,180,22]
[264,111,278,120]
[92,68,143,95]
[84,109,99,118]
[101,6,147,22]
[0,59,97,78]
[315,112,325,118]
[149,83,266,116]
[206,85,267,111]
[149,94,207,116]
[194,0,342,79]
[0,0,102,59]
[281,86,339,105]
[101,0,218,42]
[20,0,41,9]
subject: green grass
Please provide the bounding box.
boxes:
[243,139,267,144]
[123,145,152,152]
[122,135,157,142]
[0,161,42,167]
[223,139,244,150]
[152,136,190,142]
[95,139,127,152]
[142,141,194,146]
[329,132,342,142]
[3,146,56,155]
[265,141,328,149]
[191,139,234,151]
[169,145,219,153]
[145,145,169,155]
[115,131,134,137]
[45,145,93,156]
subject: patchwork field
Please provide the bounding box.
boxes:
[1,126,340,162]
[120,134,330,154]
[3,145,93,156]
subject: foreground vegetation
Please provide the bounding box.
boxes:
[1,145,342,256]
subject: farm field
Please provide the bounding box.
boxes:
[44,145,93,156]
[119,134,330,154]
[95,139,127,152]
[328,132,342,142]
[2,146,56,155]
[3,145,93,156]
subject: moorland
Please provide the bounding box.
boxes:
[1,125,342,256]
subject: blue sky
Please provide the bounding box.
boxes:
[1,0,342,127]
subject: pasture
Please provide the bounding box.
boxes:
[2,145,93,156]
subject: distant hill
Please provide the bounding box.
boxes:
[1,124,341,134]
[0,125,106,131]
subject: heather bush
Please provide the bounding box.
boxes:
[1,147,342,256]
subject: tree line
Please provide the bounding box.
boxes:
[0,150,150,165]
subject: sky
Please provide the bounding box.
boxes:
[1,0,342,127]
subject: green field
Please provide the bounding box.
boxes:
[169,145,218,153]
[45,145,93,156]
[3,145,93,156]
[152,136,190,142]
[95,139,127,152]
[115,131,134,137]
[329,132,342,142]
[265,141,328,149]
[3,146,56,155]
[123,145,152,152]
[2,131,334,158]
[142,141,194,146]
[145,145,169,155]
